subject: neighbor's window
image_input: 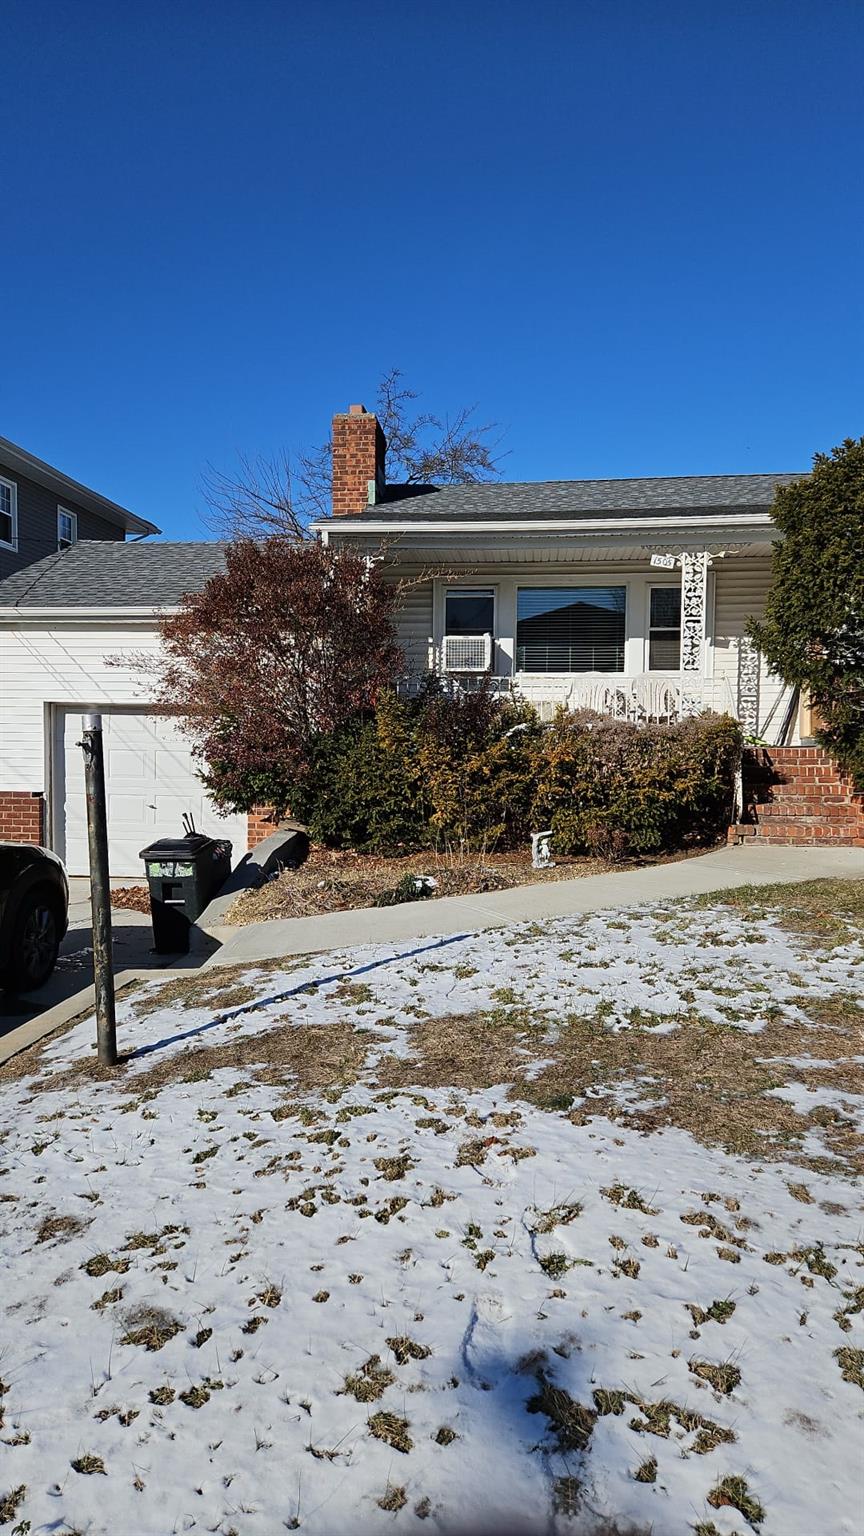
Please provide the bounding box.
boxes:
[648,586,682,670]
[516,586,626,672]
[0,477,17,549]
[445,588,495,635]
[58,507,78,550]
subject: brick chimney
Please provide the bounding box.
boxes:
[331,404,387,516]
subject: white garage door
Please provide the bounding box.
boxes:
[56,710,248,876]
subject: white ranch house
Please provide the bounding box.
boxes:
[318,406,804,743]
[0,405,818,875]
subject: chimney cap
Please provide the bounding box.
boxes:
[348,403,368,415]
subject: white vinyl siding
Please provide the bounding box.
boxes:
[394,580,433,680]
[713,555,789,735]
[0,619,246,871]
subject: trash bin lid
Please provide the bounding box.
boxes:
[139,834,215,861]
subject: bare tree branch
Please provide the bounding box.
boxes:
[202,368,504,540]
[201,452,306,541]
[375,367,503,485]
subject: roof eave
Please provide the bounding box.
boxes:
[311,511,776,535]
[0,435,160,536]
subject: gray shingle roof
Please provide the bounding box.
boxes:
[317,472,803,524]
[0,541,229,608]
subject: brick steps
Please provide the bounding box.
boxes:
[756,804,854,817]
[741,746,864,848]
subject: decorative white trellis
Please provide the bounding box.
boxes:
[679,551,711,671]
[736,635,761,736]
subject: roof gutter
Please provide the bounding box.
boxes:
[0,435,160,536]
[310,512,776,535]
[0,605,175,622]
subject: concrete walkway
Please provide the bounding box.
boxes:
[205,843,864,969]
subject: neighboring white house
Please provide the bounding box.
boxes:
[317,405,805,744]
[0,541,247,875]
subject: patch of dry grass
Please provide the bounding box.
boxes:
[35,1212,90,1244]
[386,1336,431,1364]
[601,1184,658,1214]
[707,1474,765,1526]
[90,1286,124,1311]
[17,1012,368,1103]
[688,1359,742,1395]
[699,877,864,949]
[131,955,312,1017]
[81,1252,130,1278]
[377,1483,407,1512]
[527,1377,597,1452]
[834,1347,864,1391]
[687,1299,736,1328]
[374,1154,414,1181]
[374,996,864,1172]
[342,1357,395,1402]
[530,1200,582,1233]
[119,1305,183,1352]
[368,1411,413,1453]
[70,1453,106,1475]
[0,1484,26,1522]
[377,1010,544,1094]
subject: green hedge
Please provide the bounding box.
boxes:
[290,685,742,861]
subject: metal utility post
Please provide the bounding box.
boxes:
[81,713,117,1066]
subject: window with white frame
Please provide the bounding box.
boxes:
[444,588,494,637]
[57,507,78,550]
[443,588,495,672]
[648,586,682,671]
[516,586,626,672]
[0,476,17,549]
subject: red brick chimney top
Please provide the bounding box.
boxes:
[331,404,386,516]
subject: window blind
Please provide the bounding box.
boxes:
[516,586,626,673]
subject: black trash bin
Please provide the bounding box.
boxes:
[140,834,232,954]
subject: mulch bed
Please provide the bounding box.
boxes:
[227,845,605,925]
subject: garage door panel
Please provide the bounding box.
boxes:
[58,710,247,876]
[107,748,156,780]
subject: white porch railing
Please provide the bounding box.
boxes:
[409,656,735,722]
[512,673,733,722]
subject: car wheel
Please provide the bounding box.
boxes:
[7,890,61,992]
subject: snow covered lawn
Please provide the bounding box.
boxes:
[1,878,862,1536]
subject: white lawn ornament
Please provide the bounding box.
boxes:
[531,830,554,870]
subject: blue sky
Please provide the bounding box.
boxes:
[2,0,862,539]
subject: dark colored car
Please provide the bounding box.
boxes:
[0,843,69,993]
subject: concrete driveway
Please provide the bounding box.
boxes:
[0,878,200,1037]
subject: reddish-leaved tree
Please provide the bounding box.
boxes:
[154,539,404,817]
